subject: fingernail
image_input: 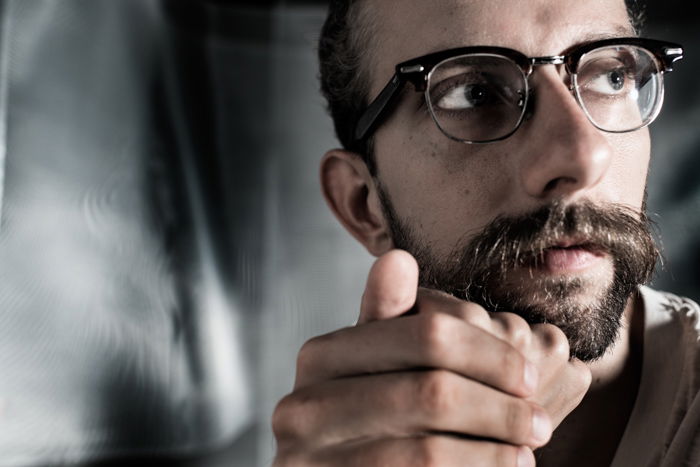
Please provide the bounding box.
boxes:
[518,446,535,467]
[531,407,552,445]
[523,361,538,392]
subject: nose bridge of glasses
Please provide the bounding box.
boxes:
[527,55,575,96]
[530,55,566,66]
[524,55,589,130]
[528,55,567,76]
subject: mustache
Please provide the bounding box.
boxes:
[427,199,660,296]
[379,192,661,362]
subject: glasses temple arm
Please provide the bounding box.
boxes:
[354,74,405,142]
[660,46,683,72]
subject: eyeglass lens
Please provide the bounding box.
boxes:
[574,45,661,132]
[426,54,527,143]
[425,45,663,143]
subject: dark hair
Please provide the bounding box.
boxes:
[318,0,647,173]
[626,0,647,34]
[318,0,377,170]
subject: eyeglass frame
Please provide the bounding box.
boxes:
[353,37,684,145]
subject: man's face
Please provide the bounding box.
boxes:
[363,0,656,359]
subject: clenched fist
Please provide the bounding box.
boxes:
[273,250,591,466]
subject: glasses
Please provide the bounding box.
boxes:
[354,38,683,145]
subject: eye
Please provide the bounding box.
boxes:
[586,68,630,95]
[437,82,492,110]
[577,52,638,99]
[430,71,513,112]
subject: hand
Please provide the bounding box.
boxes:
[414,288,592,431]
[272,250,591,466]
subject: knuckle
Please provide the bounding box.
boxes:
[412,436,446,467]
[271,393,298,440]
[459,302,491,328]
[550,335,570,360]
[296,337,320,374]
[495,313,531,348]
[571,359,593,392]
[271,391,316,441]
[416,312,454,361]
[535,323,570,359]
[295,333,332,378]
[503,399,533,441]
[414,370,454,417]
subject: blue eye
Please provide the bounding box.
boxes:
[587,68,629,95]
[607,70,625,90]
[578,55,635,98]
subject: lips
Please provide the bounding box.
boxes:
[529,239,607,273]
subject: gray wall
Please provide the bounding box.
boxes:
[645,13,700,303]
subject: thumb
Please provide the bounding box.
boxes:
[358,249,419,324]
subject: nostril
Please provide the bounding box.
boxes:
[543,179,558,192]
[543,176,577,194]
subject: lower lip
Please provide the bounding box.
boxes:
[538,247,604,273]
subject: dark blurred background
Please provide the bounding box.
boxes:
[0,1,695,466]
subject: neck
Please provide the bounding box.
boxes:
[537,290,645,467]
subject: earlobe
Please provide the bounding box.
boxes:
[320,149,393,256]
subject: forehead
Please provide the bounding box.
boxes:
[364,0,633,95]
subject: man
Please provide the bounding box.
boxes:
[272,0,698,465]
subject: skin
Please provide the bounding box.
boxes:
[273,0,650,465]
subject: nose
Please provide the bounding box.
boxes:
[518,70,613,200]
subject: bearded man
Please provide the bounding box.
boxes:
[272,1,697,465]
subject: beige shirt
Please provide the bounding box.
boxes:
[611,286,700,467]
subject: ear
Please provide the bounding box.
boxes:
[320,149,394,256]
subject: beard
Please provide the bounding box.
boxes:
[377,188,659,362]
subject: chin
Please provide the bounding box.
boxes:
[499,256,616,314]
[476,259,627,362]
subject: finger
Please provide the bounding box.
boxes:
[276,370,552,449]
[416,287,493,330]
[295,311,537,397]
[532,356,591,429]
[488,312,534,350]
[359,249,419,324]
[311,435,535,467]
[416,289,533,345]
[529,323,571,359]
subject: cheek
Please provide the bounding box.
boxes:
[375,131,513,256]
[606,130,650,205]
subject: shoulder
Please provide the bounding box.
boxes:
[640,285,700,313]
[639,286,700,410]
[640,285,700,333]
[637,287,700,465]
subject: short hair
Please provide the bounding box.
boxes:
[318,1,377,170]
[318,0,647,174]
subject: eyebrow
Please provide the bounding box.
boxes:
[422,25,638,58]
[576,25,639,43]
